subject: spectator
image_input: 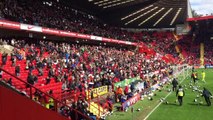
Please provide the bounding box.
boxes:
[48,90,54,110]
[130,83,135,92]
[116,86,123,102]
[15,64,20,76]
[45,77,51,85]
[7,78,12,86]
[34,76,38,83]
[1,52,8,66]
[0,69,2,80]
[11,55,16,66]
[27,73,34,87]
[124,86,129,95]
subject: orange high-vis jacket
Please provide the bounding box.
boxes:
[116,87,123,95]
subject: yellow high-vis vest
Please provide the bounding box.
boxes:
[178,88,184,96]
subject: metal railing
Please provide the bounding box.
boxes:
[60,86,110,119]
[0,67,92,120]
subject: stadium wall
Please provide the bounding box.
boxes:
[0,85,68,120]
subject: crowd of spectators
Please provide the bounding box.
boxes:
[204,40,213,65]
[0,37,171,118]
[0,0,177,58]
[1,0,213,118]
[149,31,176,56]
[0,0,129,40]
[0,0,178,119]
[176,36,200,65]
[1,37,170,90]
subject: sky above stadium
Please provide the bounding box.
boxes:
[190,0,213,15]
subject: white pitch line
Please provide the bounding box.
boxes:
[144,91,172,120]
[144,73,187,120]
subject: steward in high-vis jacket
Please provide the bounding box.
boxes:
[176,85,185,106]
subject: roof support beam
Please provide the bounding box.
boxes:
[94,0,109,5]
[103,0,135,9]
[138,8,165,26]
[125,6,158,25]
[121,5,154,20]
[153,8,173,26]
[170,8,182,25]
[98,0,122,6]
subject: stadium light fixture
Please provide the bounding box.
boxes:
[138,7,165,26]
[170,8,182,26]
[94,0,109,4]
[98,0,122,7]
[153,8,173,26]
[125,7,158,25]
[103,0,135,9]
[121,5,154,20]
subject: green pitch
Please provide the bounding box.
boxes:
[106,69,213,120]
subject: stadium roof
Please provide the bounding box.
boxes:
[187,15,213,22]
[62,0,188,28]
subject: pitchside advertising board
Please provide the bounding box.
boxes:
[135,82,145,91]
[205,65,213,68]
[114,77,140,90]
[86,86,108,99]
[122,94,140,110]
[122,77,169,110]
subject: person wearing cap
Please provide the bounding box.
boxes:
[176,85,185,106]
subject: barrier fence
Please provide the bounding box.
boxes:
[0,67,92,120]
[121,64,191,111]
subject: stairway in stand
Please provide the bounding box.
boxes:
[200,43,204,67]
[0,53,62,99]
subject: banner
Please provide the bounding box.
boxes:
[151,77,169,91]
[135,82,144,91]
[0,20,20,29]
[20,24,42,32]
[86,86,108,99]
[114,77,140,89]
[0,20,151,49]
[205,65,213,68]
[122,94,140,110]
[90,35,102,41]
[0,19,171,58]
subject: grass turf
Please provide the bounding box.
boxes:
[106,68,213,120]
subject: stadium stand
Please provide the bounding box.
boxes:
[0,0,212,120]
[0,37,173,119]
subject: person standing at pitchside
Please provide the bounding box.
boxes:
[172,78,178,91]
[201,71,206,83]
[176,85,185,106]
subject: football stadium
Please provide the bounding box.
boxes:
[0,0,213,120]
